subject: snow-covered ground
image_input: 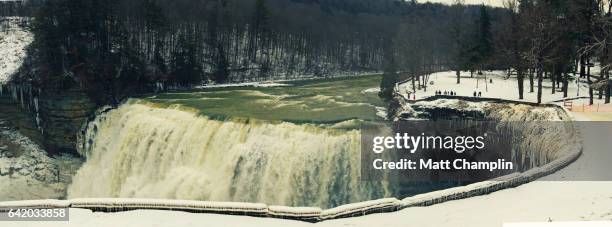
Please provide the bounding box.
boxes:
[0,17,33,84]
[398,70,610,105]
[0,120,82,201]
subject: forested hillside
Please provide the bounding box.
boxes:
[2,0,508,105]
[2,0,610,106]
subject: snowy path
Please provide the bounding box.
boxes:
[5,113,612,226]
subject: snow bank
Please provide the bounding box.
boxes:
[194,72,382,90]
[0,121,82,201]
[0,17,33,84]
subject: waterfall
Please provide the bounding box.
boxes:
[68,100,392,208]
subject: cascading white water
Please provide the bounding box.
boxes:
[68,100,391,208]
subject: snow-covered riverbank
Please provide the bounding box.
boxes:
[397,70,610,105]
[193,71,382,90]
[0,120,82,201]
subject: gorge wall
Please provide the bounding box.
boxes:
[0,84,96,155]
[38,89,96,154]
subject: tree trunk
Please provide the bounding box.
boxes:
[518,70,524,100]
[599,67,604,100]
[411,73,416,95]
[604,41,611,104]
[456,70,460,84]
[587,57,593,105]
[606,70,611,104]
[606,72,612,104]
[537,67,543,104]
[422,74,427,92]
[551,68,556,94]
[563,73,569,98]
[529,68,534,93]
[580,57,585,79]
[575,58,580,75]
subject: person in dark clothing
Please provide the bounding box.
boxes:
[473,91,477,97]
[478,91,482,97]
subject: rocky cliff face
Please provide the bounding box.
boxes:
[1,84,96,155]
[389,95,569,121]
[0,92,42,144]
[1,17,96,156]
[38,89,96,155]
[1,94,83,200]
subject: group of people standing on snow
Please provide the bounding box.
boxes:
[434,90,485,97]
[436,90,456,96]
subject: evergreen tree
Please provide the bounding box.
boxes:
[450,0,467,84]
[172,34,202,87]
[475,5,493,70]
[214,43,230,84]
[153,39,167,75]
[249,0,271,64]
[379,38,398,101]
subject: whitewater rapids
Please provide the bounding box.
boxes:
[67,100,391,208]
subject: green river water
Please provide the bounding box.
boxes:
[142,75,385,124]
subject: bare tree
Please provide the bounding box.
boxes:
[582,0,612,103]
